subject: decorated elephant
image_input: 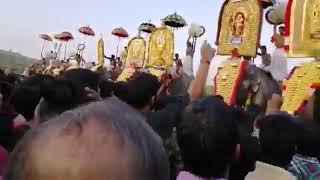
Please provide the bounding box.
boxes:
[215,60,281,113]
[236,64,282,111]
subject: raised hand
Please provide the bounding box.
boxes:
[85,87,103,101]
[200,40,216,63]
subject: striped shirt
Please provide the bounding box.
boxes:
[288,154,320,180]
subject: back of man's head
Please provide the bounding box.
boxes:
[296,121,320,158]
[177,96,239,178]
[10,75,54,121]
[4,97,169,180]
[257,114,298,168]
[62,69,100,91]
[119,72,160,110]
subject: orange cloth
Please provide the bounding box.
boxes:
[271,33,285,48]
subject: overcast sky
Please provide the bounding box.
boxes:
[0,0,312,82]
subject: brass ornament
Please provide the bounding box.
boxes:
[288,0,320,57]
[126,36,146,67]
[116,67,136,82]
[214,58,247,105]
[146,27,174,68]
[281,62,320,113]
[216,0,262,57]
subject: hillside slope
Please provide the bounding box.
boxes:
[0,49,38,73]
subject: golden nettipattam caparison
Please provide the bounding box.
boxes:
[216,0,262,57]
[287,0,320,57]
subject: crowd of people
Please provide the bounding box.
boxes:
[0,38,319,180]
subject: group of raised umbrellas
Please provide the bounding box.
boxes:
[39,12,188,61]
[39,26,96,60]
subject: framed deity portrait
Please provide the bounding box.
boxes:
[216,0,263,57]
[126,36,146,67]
[146,27,174,68]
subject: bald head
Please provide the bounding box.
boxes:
[4,97,169,180]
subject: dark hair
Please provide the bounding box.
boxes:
[20,74,54,87]
[62,69,100,91]
[113,81,129,100]
[11,86,41,121]
[177,96,239,178]
[260,46,267,50]
[4,97,170,180]
[99,80,115,98]
[257,114,298,168]
[10,75,54,121]
[0,81,14,107]
[36,78,93,123]
[0,75,17,114]
[229,136,260,180]
[117,72,160,109]
[296,120,320,158]
[0,69,4,76]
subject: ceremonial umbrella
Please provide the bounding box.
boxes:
[139,21,156,34]
[78,26,95,57]
[112,27,129,58]
[79,26,95,36]
[39,34,53,59]
[54,31,74,60]
[162,12,187,29]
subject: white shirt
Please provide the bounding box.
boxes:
[245,161,296,180]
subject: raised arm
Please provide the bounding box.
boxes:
[183,37,196,77]
[188,40,216,102]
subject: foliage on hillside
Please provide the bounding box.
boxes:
[0,49,38,73]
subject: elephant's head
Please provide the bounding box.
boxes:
[236,64,282,111]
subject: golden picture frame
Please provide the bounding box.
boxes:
[126,36,146,67]
[287,0,320,57]
[216,0,263,57]
[146,27,174,68]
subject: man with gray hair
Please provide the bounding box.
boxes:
[4,97,170,180]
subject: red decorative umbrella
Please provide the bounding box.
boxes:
[39,34,53,59]
[55,31,74,41]
[78,26,95,58]
[112,27,129,57]
[40,34,53,42]
[54,32,74,60]
[112,27,129,38]
[79,26,95,36]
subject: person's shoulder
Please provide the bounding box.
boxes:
[246,161,296,180]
